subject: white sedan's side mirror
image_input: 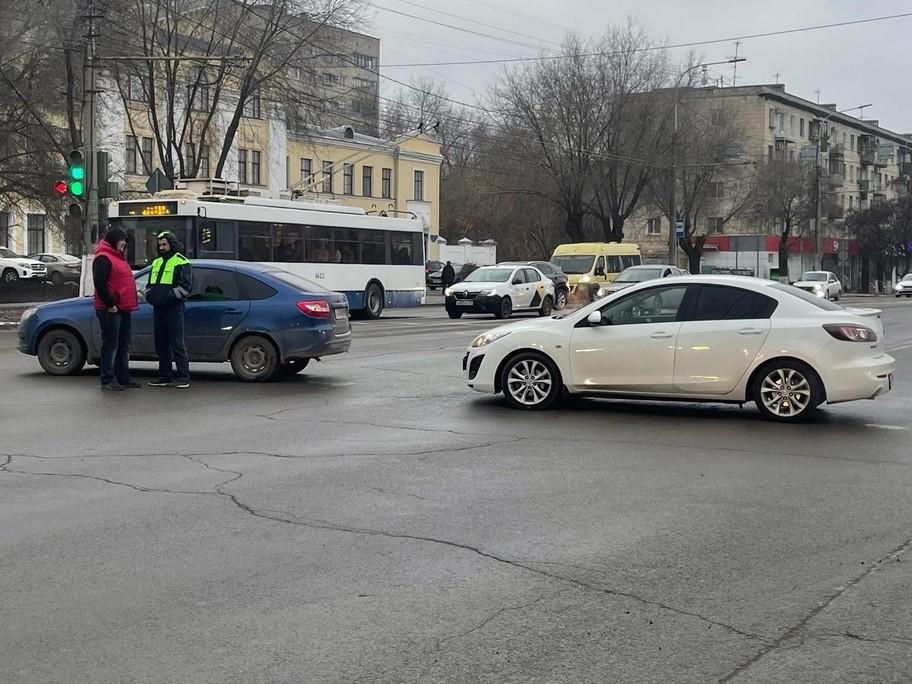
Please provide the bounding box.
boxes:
[587,311,603,326]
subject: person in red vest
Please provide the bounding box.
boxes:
[92,227,140,391]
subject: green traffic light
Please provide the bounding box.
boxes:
[69,165,85,181]
[69,180,84,196]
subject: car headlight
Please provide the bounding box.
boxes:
[580,275,591,283]
[813,283,824,289]
[481,289,497,296]
[19,307,37,325]
[470,330,511,348]
[444,287,453,296]
[18,262,31,269]
[596,287,607,298]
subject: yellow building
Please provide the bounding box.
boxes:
[286,125,443,259]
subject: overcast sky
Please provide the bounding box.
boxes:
[368,0,912,132]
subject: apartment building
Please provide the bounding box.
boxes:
[628,84,912,286]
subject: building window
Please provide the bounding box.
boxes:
[710,109,723,126]
[190,67,210,111]
[0,210,8,247]
[322,73,342,86]
[322,161,333,193]
[251,150,262,185]
[126,135,138,174]
[800,118,805,137]
[789,150,795,162]
[141,137,153,173]
[790,115,795,133]
[381,168,392,198]
[285,156,289,189]
[709,181,724,199]
[413,170,424,201]
[184,143,197,177]
[123,73,146,102]
[646,218,661,235]
[27,214,45,254]
[343,163,354,195]
[238,148,247,184]
[243,90,261,118]
[849,195,854,209]
[768,145,773,160]
[353,52,376,70]
[362,165,373,197]
[768,109,775,128]
[300,158,312,188]
[850,134,855,151]
[200,145,210,178]
[708,217,724,234]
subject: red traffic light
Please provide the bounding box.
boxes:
[54,180,68,195]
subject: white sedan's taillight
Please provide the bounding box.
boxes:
[824,324,877,342]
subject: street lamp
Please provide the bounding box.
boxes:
[669,58,746,266]
[813,103,872,270]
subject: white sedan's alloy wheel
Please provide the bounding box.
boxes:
[760,368,811,418]
[501,353,561,410]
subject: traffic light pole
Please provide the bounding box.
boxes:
[82,0,100,253]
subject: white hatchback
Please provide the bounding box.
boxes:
[445,265,556,319]
[463,275,895,422]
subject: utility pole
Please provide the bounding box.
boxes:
[81,0,101,253]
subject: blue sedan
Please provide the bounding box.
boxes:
[17,260,352,382]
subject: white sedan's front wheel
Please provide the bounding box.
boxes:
[500,352,561,410]
[753,361,822,422]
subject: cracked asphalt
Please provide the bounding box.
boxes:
[2,298,912,683]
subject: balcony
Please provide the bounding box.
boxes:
[858,179,871,192]
[774,129,796,144]
[828,143,845,158]
[828,204,845,220]
[900,161,912,178]
[859,147,875,166]
[826,172,844,188]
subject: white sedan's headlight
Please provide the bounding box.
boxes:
[444,287,453,296]
[471,330,511,348]
[481,288,497,296]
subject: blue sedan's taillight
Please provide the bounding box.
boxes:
[296,299,331,318]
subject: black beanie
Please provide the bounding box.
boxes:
[104,227,127,247]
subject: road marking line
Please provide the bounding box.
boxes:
[864,424,907,431]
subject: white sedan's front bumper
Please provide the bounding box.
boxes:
[463,347,500,394]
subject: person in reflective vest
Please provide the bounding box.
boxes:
[146,231,192,388]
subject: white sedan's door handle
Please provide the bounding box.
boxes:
[738,327,764,335]
[650,331,674,339]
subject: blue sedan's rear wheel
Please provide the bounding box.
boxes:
[278,358,310,377]
[230,335,279,382]
[37,328,86,376]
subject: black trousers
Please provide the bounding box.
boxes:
[153,305,190,382]
[95,310,132,386]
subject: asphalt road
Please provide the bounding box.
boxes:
[2,297,912,683]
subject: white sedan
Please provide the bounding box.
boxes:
[792,271,842,301]
[463,275,895,422]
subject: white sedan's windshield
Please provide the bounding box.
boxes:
[615,267,662,283]
[801,272,828,281]
[463,268,512,283]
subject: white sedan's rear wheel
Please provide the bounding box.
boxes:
[500,352,561,410]
[753,361,821,422]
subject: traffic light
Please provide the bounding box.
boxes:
[54,180,68,196]
[67,150,85,197]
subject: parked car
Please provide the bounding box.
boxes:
[425,260,446,289]
[894,274,912,297]
[596,264,687,297]
[28,252,81,286]
[792,271,842,301]
[0,247,47,283]
[500,261,570,309]
[463,275,894,422]
[445,264,555,319]
[18,261,351,382]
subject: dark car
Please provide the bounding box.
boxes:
[500,260,570,309]
[425,260,446,289]
[28,252,82,286]
[18,260,351,382]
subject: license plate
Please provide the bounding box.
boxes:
[456,300,473,306]
[334,308,348,321]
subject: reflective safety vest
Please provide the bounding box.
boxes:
[150,253,191,285]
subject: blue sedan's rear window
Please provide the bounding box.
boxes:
[265,269,332,293]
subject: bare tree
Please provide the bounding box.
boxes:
[648,99,755,272]
[102,0,363,181]
[752,159,815,280]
